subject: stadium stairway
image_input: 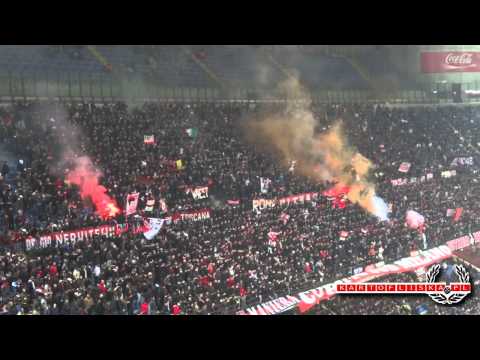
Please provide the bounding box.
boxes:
[86,45,112,72]
[180,46,225,89]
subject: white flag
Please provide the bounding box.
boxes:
[143,218,165,240]
[260,177,271,194]
[125,193,140,216]
[289,160,297,173]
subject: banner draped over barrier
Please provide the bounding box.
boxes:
[252,192,318,211]
[236,244,455,315]
[237,230,480,315]
[24,208,213,251]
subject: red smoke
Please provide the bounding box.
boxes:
[66,156,120,219]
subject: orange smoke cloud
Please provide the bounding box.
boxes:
[245,102,384,217]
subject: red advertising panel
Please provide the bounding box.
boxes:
[421,52,480,73]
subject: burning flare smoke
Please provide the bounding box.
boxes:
[66,156,120,219]
[245,78,389,220]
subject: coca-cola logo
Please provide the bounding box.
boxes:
[445,53,474,66]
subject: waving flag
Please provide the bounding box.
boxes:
[453,208,463,222]
[451,157,473,167]
[332,197,347,209]
[160,199,168,212]
[268,231,280,245]
[323,185,349,209]
[260,177,272,194]
[125,193,140,216]
[398,162,411,173]
[187,186,209,200]
[145,198,155,212]
[144,135,155,145]
[143,218,165,240]
[322,185,350,198]
[289,160,297,173]
[280,212,290,225]
[176,160,185,170]
[406,210,425,230]
[185,128,198,138]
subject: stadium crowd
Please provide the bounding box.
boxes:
[0,101,479,315]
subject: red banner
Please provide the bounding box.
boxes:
[446,234,471,252]
[421,52,480,73]
[237,245,453,315]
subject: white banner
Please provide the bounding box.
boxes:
[391,173,433,186]
[188,186,209,200]
[451,157,473,167]
[441,170,457,178]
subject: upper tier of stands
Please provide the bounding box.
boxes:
[0,45,375,90]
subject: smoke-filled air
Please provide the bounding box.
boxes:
[245,77,390,221]
[41,104,121,220]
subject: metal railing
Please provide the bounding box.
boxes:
[2,70,480,105]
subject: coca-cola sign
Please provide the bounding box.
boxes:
[421,52,480,73]
[445,53,473,66]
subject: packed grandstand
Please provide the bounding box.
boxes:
[0,45,479,315]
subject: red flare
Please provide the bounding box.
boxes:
[66,156,121,220]
[322,184,350,197]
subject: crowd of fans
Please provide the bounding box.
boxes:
[0,100,479,315]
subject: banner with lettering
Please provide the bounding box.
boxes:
[252,192,318,212]
[24,223,139,251]
[391,173,434,186]
[170,208,212,223]
[186,186,209,200]
[23,208,213,250]
[421,52,480,73]
[451,157,474,167]
[237,244,454,315]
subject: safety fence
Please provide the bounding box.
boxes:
[3,70,480,104]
